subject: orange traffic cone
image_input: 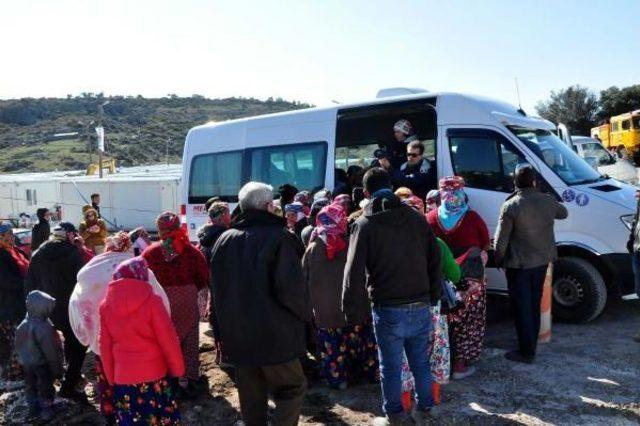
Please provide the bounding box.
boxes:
[538,263,553,343]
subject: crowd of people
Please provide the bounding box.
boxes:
[0,119,575,425]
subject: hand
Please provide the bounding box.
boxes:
[379,158,391,170]
[89,225,100,233]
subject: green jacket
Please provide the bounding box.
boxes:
[437,238,461,284]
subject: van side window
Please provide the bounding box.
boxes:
[621,119,631,131]
[249,142,327,193]
[189,151,243,203]
[633,117,640,130]
[448,131,524,193]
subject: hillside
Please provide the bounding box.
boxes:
[0,94,311,172]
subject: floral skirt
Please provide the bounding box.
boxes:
[447,278,487,365]
[164,285,200,381]
[113,377,180,425]
[0,320,23,382]
[95,355,116,423]
[317,321,379,388]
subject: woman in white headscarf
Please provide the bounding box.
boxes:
[68,230,169,423]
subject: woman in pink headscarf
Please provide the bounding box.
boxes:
[69,231,169,423]
[302,203,378,389]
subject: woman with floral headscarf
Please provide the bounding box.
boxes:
[100,257,183,426]
[142,212,209,399]
[427,176,490,380]
[69,231,169,423]
[0,222,28,382]
[302,203,378,389]
[79,205,108,254]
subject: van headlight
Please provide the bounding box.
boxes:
[620,214,635,230]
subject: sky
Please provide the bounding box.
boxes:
[0,0,639,114]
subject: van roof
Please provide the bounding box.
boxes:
[192,91,546,129]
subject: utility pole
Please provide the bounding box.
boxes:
[97,101,110,178]
[166,137,170,166]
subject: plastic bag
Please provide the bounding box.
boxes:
[429,302,450,385]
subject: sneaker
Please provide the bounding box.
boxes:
[452,365,476,380]
[505,350,534,364]
[372,412,413,425]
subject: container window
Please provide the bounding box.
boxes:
[622,119,631,131]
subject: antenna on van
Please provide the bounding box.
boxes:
[514,77,523,111]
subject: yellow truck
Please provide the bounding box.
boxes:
[591,110,640,163]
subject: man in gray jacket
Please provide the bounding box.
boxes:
[494,165,568,363]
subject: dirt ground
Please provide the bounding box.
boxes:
[1,296,639,425]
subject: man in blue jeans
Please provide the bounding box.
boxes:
[342,168,441,425]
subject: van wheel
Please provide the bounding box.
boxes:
[552,257,607,323]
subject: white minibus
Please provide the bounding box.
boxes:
[182,90,637,323]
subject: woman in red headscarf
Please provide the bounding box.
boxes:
[142,212,209,399]
[426,176,490,380]
[302,203,378,389]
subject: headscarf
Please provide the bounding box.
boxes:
[207,201,230,227]
[294,191,312,216]
[333,194,352,213]
[437,176,469,232]
[310,203,348,261]
[314,189,332,202]
[0,222,14,251]
[310,198,331,218]
[394,187,413,200]
[402,195,425,213]
[105,231,132,253]
[426,189,440,213]
[284,202,306,228]
[113,256,150,282]
[156,211,190,262]
[82,205,99,225]
[394,119,414,136]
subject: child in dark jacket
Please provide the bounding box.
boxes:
[14,290,64,421]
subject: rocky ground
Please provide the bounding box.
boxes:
[1,296,639,425]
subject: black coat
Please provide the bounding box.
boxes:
[0,248,28,322]
[211,209,311,367]
[31,222,50,252]
[342,194,441,324]
[24,240,85,331]
[197,224,227,265]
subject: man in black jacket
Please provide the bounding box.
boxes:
[31,208,51,252]
[211,182,311,425]
[343,168,441,425]
[24,222,87,402]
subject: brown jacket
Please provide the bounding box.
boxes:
[79,219,108,251]
[494,188,568,269]
[303,239,353,329]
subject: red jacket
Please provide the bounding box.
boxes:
[99,278,185,385]
[142,242,209,290]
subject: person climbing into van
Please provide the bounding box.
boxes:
[142,212,209,400]
[14,290,64,422]
[79,205,108,254]
[303,202,378,390]
[343,168,441,425]
[381,141,434,200]
[387,119,419,169]
[494,165,568,362]
[31,208,52,252]
[427,176,490,380]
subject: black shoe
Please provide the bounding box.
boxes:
[505,350,534,364]
[59,387,90,405]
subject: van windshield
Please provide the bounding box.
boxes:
[508,127,604,185]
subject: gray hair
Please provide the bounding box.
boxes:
[238,182,274,211]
